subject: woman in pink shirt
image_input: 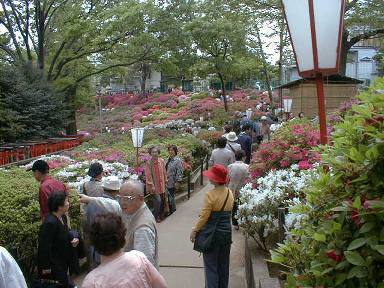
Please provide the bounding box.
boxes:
[82,213,167,288]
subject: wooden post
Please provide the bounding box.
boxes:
[277,207,286,243]
[200,159,204,186]
[187,171,191,200]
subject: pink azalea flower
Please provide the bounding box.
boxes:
[298,160,312,170]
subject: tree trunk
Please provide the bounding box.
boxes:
[339,30,349,76]
[218,72,228,112]
[255,23,273,103]
[140,63,150,97]
[64,85,78,135]
[278,16,285,85]
[36,1,45,71]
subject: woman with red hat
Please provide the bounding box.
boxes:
[190,164,234,288]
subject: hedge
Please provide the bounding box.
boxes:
[0,167,80,280]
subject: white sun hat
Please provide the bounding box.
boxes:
[225,132,238,142]
[102,176,121,191]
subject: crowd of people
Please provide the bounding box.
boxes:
[0,112,279,288]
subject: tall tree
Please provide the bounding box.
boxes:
[0,0,158,133]
[186,0,248,111]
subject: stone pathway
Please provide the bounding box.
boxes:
[75,182,246,288]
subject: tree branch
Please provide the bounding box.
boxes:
[52,32,135,80]
[71,50,154,86]
[347,28,384,50]
[0,0,25,61]
[44,0,69,34]
[0,43,16,59]
[48,40,68,80]
[6,0,32,60]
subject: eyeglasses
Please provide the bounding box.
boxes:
[116,195,136,202]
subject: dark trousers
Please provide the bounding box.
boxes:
[167,187,176,213]
[51,269,74,288]
[232,199,239,226]
[203,244,231,288]
[153,194,162,220]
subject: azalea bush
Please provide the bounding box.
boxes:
[250,119,321,178]
[69,128,207,170]
[54,158,136,191]
[238,164,318,250]
[271,79,384,287]
[197,130,223,146]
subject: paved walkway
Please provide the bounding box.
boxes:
[75,182,246,288]
[158,183,245,288]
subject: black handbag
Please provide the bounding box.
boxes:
[193,189,230,253]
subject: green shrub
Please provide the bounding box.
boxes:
[177,102,187,109]
[191,91,210,101]
[0,167,80,280]
[271,78,384,287]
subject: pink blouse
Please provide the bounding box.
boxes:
[82,250,167,288]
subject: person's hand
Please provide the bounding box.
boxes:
[175,182,181,190]
[71,238,79,247]
[190,230,197,243]
[151,186,156,193]
[42,269,51,275]
[79,194,92,204]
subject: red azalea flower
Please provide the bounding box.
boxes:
[326,250,342,262]
[351,210,362,226]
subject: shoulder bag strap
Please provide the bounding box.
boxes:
[211,189,230,229]
[220,189,230,211]
[228,144,236,153]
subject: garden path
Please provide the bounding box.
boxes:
[158,182,246,288]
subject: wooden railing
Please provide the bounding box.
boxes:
[0,136,84,166]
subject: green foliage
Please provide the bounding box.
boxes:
[271,79,384,287]
[0,64,67,143]
[0,167,80,278]
[191,92,210,101]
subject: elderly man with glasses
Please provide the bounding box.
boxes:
[80,179,159,270]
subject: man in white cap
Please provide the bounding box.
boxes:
[260,115,271,142]
[80,179,159,270]
[84,176,121,268]
[225,132,242,155]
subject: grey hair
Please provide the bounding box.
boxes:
[121,179,145,197]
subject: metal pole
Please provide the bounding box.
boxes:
[98,94,102,134]
[315,74,328,145]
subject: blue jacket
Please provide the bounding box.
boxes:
[238,133,252,164]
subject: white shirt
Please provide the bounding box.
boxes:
[0,247,27,288]
[209,148,235,167]
[226,142,242,154]
[228,161,249,197]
